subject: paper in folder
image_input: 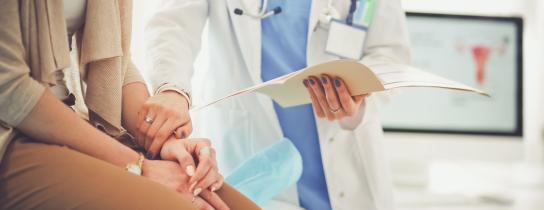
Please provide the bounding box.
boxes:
[193,60,488,110]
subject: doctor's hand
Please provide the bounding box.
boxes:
[303,75,368,121]
[160,137,224,197]
[136,90,192,158]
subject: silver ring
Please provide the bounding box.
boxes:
[329,107,342,113]
[200,146,211,156]
[144,116,154,124]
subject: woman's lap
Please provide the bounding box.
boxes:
[0,137,196,210]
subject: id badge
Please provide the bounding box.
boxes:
[325,20,368,60]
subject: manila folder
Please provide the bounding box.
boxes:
[193,60,488,110]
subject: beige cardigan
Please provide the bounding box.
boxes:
[0,0,144,162]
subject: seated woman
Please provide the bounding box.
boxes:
[0,0,259,209]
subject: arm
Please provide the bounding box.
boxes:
[121,61,150,141]
[18,91,141,167]
[0,1,139,167]
[121,81,149,143]
[360,0,410,67]
[144,0,208,93]
[19,91,231,209]
[121,65,230,209]
[137,0,209,158]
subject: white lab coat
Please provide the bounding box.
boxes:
[144,0,410,209]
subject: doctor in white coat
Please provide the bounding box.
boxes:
[143,0,410,209]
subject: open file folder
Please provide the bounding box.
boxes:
[192,60,489,110]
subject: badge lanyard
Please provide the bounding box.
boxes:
[349,0,376,27]
[325,0,376,60]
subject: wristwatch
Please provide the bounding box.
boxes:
[126,153,145,176]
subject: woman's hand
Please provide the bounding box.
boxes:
[142,159,229,210]
[142,159,192,193]
[303,74,368,121]
[136,91,192,158]
[160,137,224,196]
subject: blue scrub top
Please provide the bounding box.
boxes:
[261,1,332,210]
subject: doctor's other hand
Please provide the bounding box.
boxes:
[161,137,224,197]
[136,90,192,158]
[303,75,368,121]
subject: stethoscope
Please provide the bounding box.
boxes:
[233,0,282,19]
[233,0,356,28]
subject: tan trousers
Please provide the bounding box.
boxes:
[0,137,259,210]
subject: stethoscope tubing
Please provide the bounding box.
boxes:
[234,0,369,27]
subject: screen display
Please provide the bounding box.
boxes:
[380,13,523,136]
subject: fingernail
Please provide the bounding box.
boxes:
[321,76,328,84]
[335,78,341,87]
[211,186,217,192]
[186,165,195,177]
[193,188,202,196]
[189,182,197,192]
[145,152,154,160]
[309,79,316,85]
[303,79,308,87]
[180,131,186,139]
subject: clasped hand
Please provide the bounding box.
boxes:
[143,137,227,210]
[133,91,226,209]
[136,91,192,159]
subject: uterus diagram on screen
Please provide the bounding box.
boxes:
[455,37,509,86]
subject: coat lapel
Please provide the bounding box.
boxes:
[225,0,262,85]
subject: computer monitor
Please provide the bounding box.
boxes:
[380,13,523,136]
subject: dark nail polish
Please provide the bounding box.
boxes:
[309,79,316,85]
[145,152,154,160]
[303,79,309,87]
[321,76,328,84]
[335,79,341,87]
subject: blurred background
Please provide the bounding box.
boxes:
[382,1,544,210]
[131,0,544,209]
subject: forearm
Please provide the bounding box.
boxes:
[361,0,410,66]
[216,184,261,210]
[144,0,209,93]
[121,82,150,137]
[17,90,139,167]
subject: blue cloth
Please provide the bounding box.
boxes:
[261,1,332,210]
[226,138,302,206]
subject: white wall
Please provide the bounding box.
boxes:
[402,0,525,15]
